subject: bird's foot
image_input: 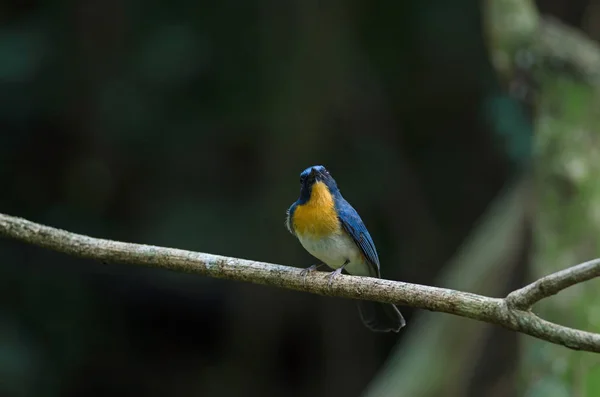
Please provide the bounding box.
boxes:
[300,263,323,284]
[327,267,345,288]
[327,260,349,289]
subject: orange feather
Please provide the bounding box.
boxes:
[292,182,341,237]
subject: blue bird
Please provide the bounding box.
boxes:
[286,165,405,332]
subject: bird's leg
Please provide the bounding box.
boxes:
[300,263,325,284]
[327,260,349,288]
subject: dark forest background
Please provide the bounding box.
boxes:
[0,0,598,396]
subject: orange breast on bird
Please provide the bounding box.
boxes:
[293,182,341,238]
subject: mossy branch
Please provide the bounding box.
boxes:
[1,212,600,352]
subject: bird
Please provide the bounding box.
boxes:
[285,165,405,333]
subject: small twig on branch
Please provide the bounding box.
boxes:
[1,212,600,352]
[506,258,600,310]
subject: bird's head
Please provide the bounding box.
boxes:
[298,165,339,204]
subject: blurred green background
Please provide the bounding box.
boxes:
[0,0,598,396]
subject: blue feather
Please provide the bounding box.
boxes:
[334,196,380,277]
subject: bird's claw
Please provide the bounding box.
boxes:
[327,268,344,288]
[300,264,319,284]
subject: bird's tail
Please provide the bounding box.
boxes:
[356,300,405,333]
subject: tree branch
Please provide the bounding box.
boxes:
[1,212,600,352]
[506,258,600,310]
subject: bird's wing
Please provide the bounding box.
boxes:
[336,198,380,277]
[285,203,297,235]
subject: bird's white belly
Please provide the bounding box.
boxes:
[297,232,372,277]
